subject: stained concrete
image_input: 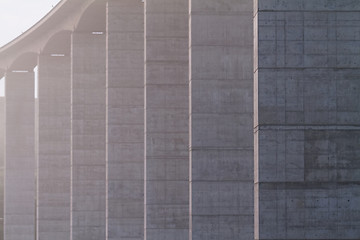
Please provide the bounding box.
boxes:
[71,32,106,240]
[37,54,71,240]
[189,0,254,239]
[255,0,360,239]
[4,71,35,240]
[145,0,190,239]
[106,0,144,239]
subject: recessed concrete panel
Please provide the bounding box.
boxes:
[145,0,189,239]
[71,32,106,240]
[4,71,35,240]
[107,0,144,239]
[37,54,71,240]
[190,0,254,239]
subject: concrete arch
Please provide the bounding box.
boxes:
[8,52,38,71]
[75,0,106,32]
[41,30,72,55]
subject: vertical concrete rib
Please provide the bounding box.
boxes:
[71,32,106,240]
[4,71,35,240]
[37,54,71,240]
[189,0,254,239]
[145,0,189,239]
[106,1,144,239]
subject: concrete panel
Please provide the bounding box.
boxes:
[145,0,189,239]
[0,98,4,239]
[190,0,254,239]
[107,1,144,239]
[4,71,35,240]
[37,54,71,240]
[255,0,360,239]
[71,32,106,240]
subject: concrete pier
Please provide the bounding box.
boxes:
[4,71,35,240]
[145,0,190,239]
[71,31,106,240]
[106,1,144,239]
[37,46,71,239]
[189,0,254,239]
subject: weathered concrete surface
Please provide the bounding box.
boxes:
[255,0,360,239]
[106,1,144,239]
[71,32,106,240]
[190,0,254,239]
[145,0,189,239]
[37,54,71,240]
[4,71,35,240]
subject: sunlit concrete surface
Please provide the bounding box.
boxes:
[0,0,358,240]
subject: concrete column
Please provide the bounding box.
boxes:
[189,0,254,239]
[37,54,71,240]
[145,0,189,239]
[71,32,106,240]
[4,71,35,240]
[255,1,360,239]
[106,1,144,239]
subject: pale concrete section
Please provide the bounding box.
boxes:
[0,97,4,239]
[255,0,360,239]
[4,71,35,240]
[145,0,189,239]
[37,55,71,240]
[107,1,144,239]
[71,32,106,240]
[190,0,253,239]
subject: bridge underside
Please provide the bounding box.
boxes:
[0,0,359,240]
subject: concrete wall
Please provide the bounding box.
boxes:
[0,97,4,240]
[4,71,35,240]
[189,0,254,239]
[71,32,106,240]
[145,0,190,239]
[37,54,71,240]
[255,0,360,239]
[106,1,144,239]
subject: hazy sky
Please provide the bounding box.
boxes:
[0,0,61,96]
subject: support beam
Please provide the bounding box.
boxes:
[4,71,35,240]
[145,0,190,239]
[37,53,71,240]
[106,1,144,239]
[71,32,106,240]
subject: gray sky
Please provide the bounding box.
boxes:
[0,0,61,96]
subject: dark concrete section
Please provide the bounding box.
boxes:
[255,0,360,239]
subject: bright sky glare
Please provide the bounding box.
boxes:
[0,0,61,96]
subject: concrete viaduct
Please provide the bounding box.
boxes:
[0,0,359,240]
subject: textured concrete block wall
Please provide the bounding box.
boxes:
[71,32,106,240]
[189,0,254,239]
[255,0,360,239]
[145,0,190,239]
[4,72,35,240]
[107,0,144,239]
[37,54,71,240]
